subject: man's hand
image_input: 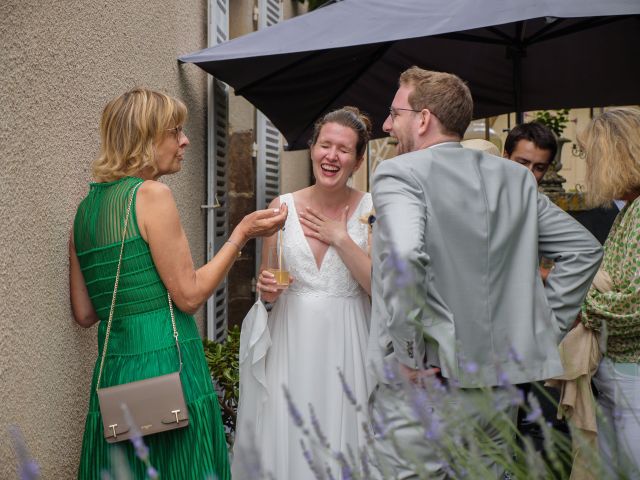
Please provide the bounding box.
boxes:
[398,363,441,385]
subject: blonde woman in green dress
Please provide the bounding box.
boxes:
[579,107,640,476]
[69,87,287,479]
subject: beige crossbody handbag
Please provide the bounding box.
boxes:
[96,184,189,443]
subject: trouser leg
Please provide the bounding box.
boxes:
[593,359,640,479]
[369,383,517,480]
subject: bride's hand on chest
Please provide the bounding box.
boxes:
[299,205,350,248]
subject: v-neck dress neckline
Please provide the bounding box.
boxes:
[288,192,368,272]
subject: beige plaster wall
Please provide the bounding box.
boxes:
[1,0,209,477]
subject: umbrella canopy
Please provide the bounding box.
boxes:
[180,0,640,150]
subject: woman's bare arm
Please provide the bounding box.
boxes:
[137,181,286,314]
[69,232,99,328]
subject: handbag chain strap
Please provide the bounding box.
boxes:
[96,182,183,392]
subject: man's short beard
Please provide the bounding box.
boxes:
[397,137,415,155]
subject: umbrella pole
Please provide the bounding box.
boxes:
[510,21,525,125]
[513,50,524,124]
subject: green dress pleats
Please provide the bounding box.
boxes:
[74,177,230,480]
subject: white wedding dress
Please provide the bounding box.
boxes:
[232,192,372,480]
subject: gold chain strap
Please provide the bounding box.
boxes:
[96,183,182,392]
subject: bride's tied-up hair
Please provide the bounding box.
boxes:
[309,106,373,159]
[92,87,187,182]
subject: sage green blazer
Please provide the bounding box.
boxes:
[368,142,603,388]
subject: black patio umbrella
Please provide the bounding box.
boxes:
[180,0,640,150]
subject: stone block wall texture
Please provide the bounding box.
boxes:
[225,1,311,327]
[227,130,257,327]
[0,0,209,477]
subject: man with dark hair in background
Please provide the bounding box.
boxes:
[503,121,557,184]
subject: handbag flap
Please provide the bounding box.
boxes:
[97,372,189,440]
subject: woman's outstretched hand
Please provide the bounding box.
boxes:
[238,204,288,241]
[299,205,349,247]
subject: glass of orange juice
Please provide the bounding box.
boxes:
[266,238,290,289]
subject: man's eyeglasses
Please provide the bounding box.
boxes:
[389,107,422,119]
[166,125,184,140]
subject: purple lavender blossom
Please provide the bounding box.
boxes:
[497,370,510,387]
[360,448,371,478]
[335,451,353,480]
[464,361,479,374]
[8,425,40,480]
[509,387,526,406]
[426,416,442,441]
[406,386,443,442]
[121,404,149,461]
[508,346,523,364]
[299,439,325,480]
[440,461,456,477]
[232,428,266,480]
[300,439,314,468]
[20,461,40,480]
[337,369,359,409]
[524,392,544,423]
[283,387,305,428]
[387,248,413,289]
[525,406,543,423]
[382,360,397,383]
[147,466,159,479]
[612,407,623,422]
[370,405,389,438]
[309,404,330,449]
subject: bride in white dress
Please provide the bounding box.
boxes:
[233,107,373,479]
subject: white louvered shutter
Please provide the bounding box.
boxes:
[206,0,230,341]
[255,0,283,275]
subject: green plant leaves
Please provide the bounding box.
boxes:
[203,325,241,442]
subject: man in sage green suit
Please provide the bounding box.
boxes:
[367,67,603,479]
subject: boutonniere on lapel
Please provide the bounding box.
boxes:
[359,209,376,234]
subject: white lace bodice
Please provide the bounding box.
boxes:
[278,192,372,298]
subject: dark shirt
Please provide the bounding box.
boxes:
[572,205,620,245]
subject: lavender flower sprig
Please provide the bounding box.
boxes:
[8,426,40,480]
[283,386,306,430]
[309,403,330,449]
[337,368,361,411]
[121,403,159,479]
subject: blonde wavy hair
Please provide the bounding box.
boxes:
[92,87,187,182]
[579,107,640,208]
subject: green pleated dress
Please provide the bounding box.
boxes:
[74,177,230,480]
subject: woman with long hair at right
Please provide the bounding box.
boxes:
[579,107,640,475]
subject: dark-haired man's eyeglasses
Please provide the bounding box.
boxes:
[166,125,184,140]
[389,107,421,119]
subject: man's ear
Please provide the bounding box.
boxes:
[417,109,431,135]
